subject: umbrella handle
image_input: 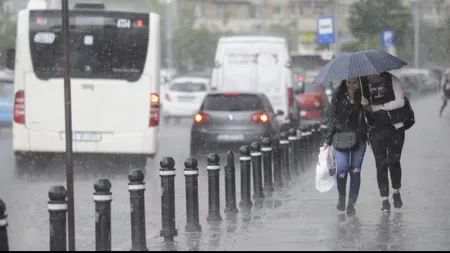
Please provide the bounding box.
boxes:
[359,76,369,125]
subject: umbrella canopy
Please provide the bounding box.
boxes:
[313,50,407,84]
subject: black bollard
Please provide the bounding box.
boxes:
[48,185,67,251]
[207,153,222,221]
[309,125,317,165]
[128,169,148,251]
[184,158,202,232]
[288,128,299,176]
[313,123,321,161]
[224,151,238,214]
[94,179,112,251]
[320,122,328,144]
[250,142,265,202]
[239,145,253,210]
[279,131,291,184]
[300,126,308,171]
[160,157,178,242]
[272,139,284,189]
[261,137,274,195]
[305,125,312,167]
[0,199,9,251]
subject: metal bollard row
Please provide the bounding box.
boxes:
[19,128,324,251]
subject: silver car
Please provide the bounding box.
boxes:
[190,91,284,158]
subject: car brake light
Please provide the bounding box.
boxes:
[14,90,25,124]
[149,93,159,127]
[165,93,172,101]
[194,112,211,124]
[313,97,321,107]
[251,112,270,124]
[288,88,294,107]
[287,87,294,118]
[223,92,240,96]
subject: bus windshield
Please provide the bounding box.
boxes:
[29,10,149,81]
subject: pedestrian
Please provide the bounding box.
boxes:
[439,71,450,117]
[323,77,370,216]
[364,72,408,212]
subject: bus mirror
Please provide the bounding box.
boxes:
[5,49,15,70]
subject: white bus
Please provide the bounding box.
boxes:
[5,5,161,170]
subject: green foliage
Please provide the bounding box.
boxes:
[347,0,412,52]
[0,0,17,52]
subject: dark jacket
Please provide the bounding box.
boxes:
[324,84,369,145]
[365,73,399,128]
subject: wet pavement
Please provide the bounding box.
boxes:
[1,93,450,250]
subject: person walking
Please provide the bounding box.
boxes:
[323,77,369,216]
[439,71,450,117]
[364,72,407,212]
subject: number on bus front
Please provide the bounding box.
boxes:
[117,19,131,28]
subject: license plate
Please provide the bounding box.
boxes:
[217,134,244,141]
[60,132,102,142]
[178,97,194,102]
[73,132,101,142]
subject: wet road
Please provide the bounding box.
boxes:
[1,93,450,250]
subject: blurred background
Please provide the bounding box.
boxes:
[0,0,449,73]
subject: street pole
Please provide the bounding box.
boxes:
[165,0,174,70]
[61,0,75,251]
[333,0,340,53]
[413,0,420,68]
[260,0,266,34]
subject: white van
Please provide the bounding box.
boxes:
[6,5,161,169]
[210,36,295,126]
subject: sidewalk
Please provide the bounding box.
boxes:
[214,94,450,251]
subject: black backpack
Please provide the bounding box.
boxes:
[444,82,450,98]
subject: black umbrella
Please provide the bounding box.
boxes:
[313,50,407,84]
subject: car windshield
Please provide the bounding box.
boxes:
[169,81,207,92]
[296,82,321,93]
[202,93,263,111]
[291,55,329,71]
[0,80,13,97]
[304,83,320,93]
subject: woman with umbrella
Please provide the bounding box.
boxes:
[315,50,410,213]
[323,77,370,216]
[364,71,407,212]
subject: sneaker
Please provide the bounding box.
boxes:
[346,202,356,216]
[393,193,403,209]
[381,199,391,212]
[336,196,346,211]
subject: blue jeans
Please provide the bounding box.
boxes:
[333,141,367,203]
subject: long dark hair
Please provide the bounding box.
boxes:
[334,79,363,106]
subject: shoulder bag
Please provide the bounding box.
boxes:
[332,108,361,152]
[386,96,415,131]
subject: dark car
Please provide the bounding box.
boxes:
[190,91,284,158]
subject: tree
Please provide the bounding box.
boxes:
[0,0,17,52]
[347,0,412,55]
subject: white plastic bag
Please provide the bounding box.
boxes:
[315,147,335,193]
